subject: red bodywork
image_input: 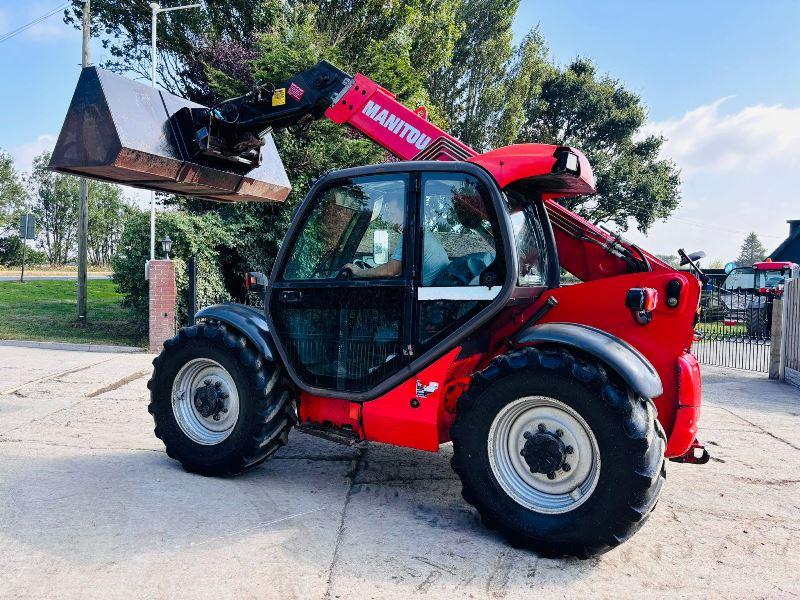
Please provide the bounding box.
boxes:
[301,71,704,460]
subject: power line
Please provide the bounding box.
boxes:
[0,2,71,45]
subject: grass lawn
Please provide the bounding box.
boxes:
[0,279,145,347]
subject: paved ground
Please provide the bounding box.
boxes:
[1,347,799,599]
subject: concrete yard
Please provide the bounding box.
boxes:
[0,346,799,599]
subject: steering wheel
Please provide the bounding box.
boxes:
[353,259,373,270]
[336,266,354,280]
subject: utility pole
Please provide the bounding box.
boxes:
[76,0,90,324]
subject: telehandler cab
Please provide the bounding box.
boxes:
[51,60,707,558]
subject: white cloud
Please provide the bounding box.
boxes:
[625,99,800,263]
[10,134,57,174]
[640,97,800,174]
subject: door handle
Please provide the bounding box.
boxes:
[279,290,303,303]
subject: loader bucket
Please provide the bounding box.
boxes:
[49,67,291,203]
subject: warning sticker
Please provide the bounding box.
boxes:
[272,88,286,106]
[287,82,305,101]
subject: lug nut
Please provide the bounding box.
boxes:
[537,424,546,432]
[221,392,229,400]
[523,431,532,440]
[214,381,222,389]
[556,429,564,437]
[213,414,221,421]
[562,463,571,472]
[203,379,212,385]
[565,445,574,454]
[546,472,556,480]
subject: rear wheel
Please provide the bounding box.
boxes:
[451,347,666,558]
[148,322,296,476]
[745,306,769,339]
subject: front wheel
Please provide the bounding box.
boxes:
[148,322,296,476]
[451,347,666,558]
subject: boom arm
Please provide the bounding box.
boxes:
[173,60,477,170]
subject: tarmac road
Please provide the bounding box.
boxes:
[0,346,798,599]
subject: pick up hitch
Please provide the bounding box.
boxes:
[669,439,710,465]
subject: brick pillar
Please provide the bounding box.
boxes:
[148,260,177,353]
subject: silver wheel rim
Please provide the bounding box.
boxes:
[488,396,601,514]
[171,358,240,445]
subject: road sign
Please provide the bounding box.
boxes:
[19,214,35,240]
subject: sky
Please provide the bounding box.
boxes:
[1,0,799,263]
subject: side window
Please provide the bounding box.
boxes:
[507,197,549,287]
[282,174,408,281]
[419,173,500,287]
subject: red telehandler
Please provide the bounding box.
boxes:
[51,60,708,558]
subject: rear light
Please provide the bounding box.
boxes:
[625,288,658,312]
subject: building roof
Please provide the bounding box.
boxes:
[769,219,800,262]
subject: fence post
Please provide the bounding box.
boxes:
[769,297,783,380]
[188,255,197,326]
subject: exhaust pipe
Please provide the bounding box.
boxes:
[49,67,291,203]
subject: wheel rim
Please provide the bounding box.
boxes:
[488,396,601,514]
[171,358,240,445]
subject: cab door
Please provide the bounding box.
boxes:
[413,172,507,350]
[267,173,413,394]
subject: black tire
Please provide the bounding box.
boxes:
[147,322,296,476]
[450,346,666,558]
[745,307,769,339]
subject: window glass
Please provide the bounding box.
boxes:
[282,175,407,280]
[506,193,548,286]
[723,268,755,290]
[419,174,499,287]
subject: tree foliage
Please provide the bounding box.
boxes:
[113,210,233,332]
[26,151,131,266]
[736,232,767,266]
[0,149,26,236]
[28,152,80,265]
[88,181,135,266]
[67,0,683,302]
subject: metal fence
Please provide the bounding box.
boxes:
[693,283,772,372]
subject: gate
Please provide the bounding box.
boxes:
[693,283,772,372]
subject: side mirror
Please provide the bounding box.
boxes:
[680,250,706,266]
[244,271,268,291]
[373,229,389,265]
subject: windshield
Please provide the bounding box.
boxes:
[723,267,755,291]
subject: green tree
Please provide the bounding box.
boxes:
[88,181,134,266]
[0,150,26,236]
[67,1,682,290]
[655,254,680,269]
[113,210,233,332]
[499,48,680,233]
[28,151,80,265]
[428,0,519,150]
[736,232,766,266]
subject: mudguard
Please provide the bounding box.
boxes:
[513,322,663,399]
[195,303,276,362]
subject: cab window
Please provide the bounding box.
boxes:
[282,174,408,281]
[506,192,549,287]
[419,173,501,287]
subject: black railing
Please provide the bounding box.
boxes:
[693,284,773,372]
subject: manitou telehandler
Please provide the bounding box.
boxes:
[51,60,708,558]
